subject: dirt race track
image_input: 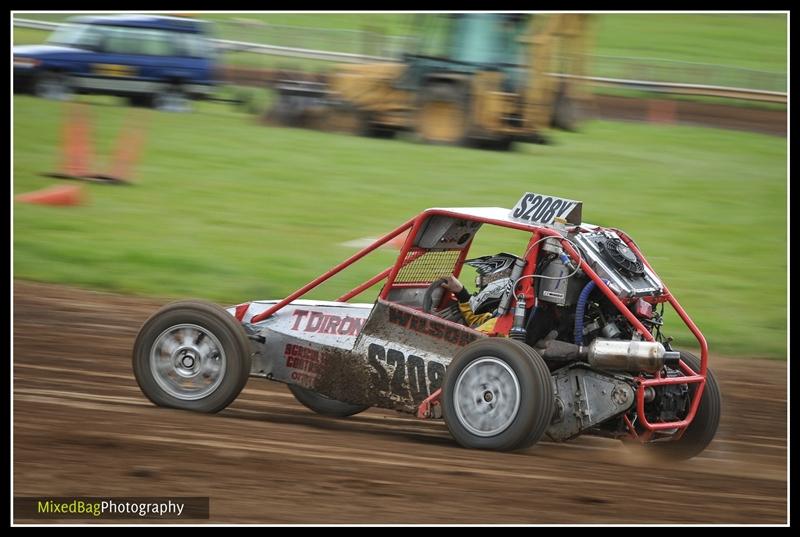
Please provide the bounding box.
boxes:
[13,281,788,524]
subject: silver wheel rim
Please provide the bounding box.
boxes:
[149,323,226,400]
[37,75,70,100]
[453,356,521,437]
[155,88,189,112]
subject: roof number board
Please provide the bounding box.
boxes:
[509,192,582,225]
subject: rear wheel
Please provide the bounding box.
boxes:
[132,300,252,413]
[550,81,579,131]
[128,94,151,107]
[442,339,554,451]
[416,82,470,146]
[641,351,722,460]
[288,384,368,417]
[153,83,191,112]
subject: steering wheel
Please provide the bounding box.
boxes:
[422,278,449,313]
[422,278,466,325]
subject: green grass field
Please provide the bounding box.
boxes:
[13,95,786,358]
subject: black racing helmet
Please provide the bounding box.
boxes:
[464,253,521,314]
[464,252,519,289]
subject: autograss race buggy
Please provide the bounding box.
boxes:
[133,192,721,457]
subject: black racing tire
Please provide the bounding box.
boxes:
[133,300,252,413]
[640,350,722,461]
[287,384,369,418]
[442,338,554,451]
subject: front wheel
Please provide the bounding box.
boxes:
[132,300,252,413]
[287,384,368,417]
[442,339,554,451]
[640,350,722,460]
[34,71,73,101]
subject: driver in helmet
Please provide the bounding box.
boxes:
[442,274,498,333]
[439,253,519,333]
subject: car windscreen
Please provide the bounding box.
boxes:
[46,23,105,50]
[172,32,215,59]
[47,22,214,59]
[102,27,214,58]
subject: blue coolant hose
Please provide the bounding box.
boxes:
[574,280,597,346]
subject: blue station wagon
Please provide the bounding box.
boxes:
[14,15,218,111]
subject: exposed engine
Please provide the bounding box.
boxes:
[548,363,635,441]
[571,230,664,299]
[528,229,671,354]
[465,229,692,440]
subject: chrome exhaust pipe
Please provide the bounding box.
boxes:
[583,339,681,373]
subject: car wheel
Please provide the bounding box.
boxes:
[128,94,151,107]
[550,80,579,131]
[416,82,470,146]
[473,137,514,151]
[364,125,397,139]
[442,338,554,451]
[287,384,369,417]
[34,71,73,101]
[153,84,191,112]
[132,300,252,413]
[634,350,722,461]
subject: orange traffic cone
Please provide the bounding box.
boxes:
[16,184,86,206]
[45,102,95,180]
[87,109,150,184]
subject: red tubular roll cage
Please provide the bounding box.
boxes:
[249,208,708,441]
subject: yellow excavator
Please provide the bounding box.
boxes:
[268,13,593,149]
